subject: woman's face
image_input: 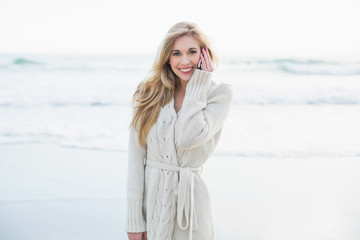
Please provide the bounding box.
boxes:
[169,35,201,82]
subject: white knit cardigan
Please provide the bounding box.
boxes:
[126,69,233,240]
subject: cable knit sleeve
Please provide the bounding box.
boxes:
[176,69,233,150]
[126,122,147,232]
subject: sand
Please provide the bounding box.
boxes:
[1,143,360,240]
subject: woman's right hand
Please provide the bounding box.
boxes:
[127,232,147,240]
[200,47,214,72]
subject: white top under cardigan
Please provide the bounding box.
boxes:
[126,69,233,240]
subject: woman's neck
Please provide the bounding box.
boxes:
[177,79,188,94]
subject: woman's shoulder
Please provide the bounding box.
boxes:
[209,80,233,99]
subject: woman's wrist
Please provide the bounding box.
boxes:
[185,69,212,102]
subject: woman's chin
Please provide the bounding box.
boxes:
[179,73,195,82]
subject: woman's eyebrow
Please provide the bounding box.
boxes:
[172,47,199,52]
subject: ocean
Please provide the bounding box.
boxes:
[1,53,360,157]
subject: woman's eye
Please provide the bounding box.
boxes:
[173,52,180,56]
[189,51,197,54]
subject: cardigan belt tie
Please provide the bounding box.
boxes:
[145,158,202,240]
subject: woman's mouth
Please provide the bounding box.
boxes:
[179,67,193,73]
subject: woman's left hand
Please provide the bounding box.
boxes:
[200,47,214,72]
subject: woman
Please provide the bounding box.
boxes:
[126,22,233,240]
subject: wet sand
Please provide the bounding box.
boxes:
[1,143,360,240]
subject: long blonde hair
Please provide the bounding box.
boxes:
[130,21,218,146]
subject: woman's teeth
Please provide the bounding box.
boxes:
[180,67,192,72]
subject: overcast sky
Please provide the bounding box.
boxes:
[1,0,359,58]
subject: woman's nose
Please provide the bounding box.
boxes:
[180,55,190,65]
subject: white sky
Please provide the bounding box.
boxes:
[1,0,360,58]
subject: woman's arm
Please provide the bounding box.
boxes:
[126,124,147,233]
[176,69,233,150]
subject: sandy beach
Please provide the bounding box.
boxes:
[1,143,360,240]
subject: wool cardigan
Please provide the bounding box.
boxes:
[126,69,233,240]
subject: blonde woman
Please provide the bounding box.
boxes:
[126,22,233,240]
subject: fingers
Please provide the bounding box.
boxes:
[200,47,214,72]
[206,47,214,72]
[127,232,145,240]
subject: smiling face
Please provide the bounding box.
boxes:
[169,34,201,82]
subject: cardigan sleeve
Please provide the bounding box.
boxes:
[176,69,233,150]
[125,122,147,232]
